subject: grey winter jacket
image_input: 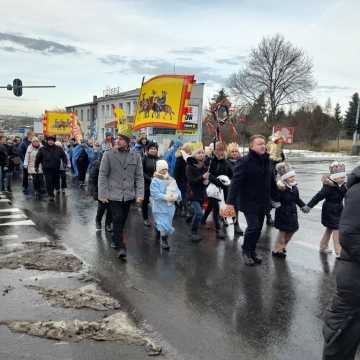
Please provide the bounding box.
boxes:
[98,149,144,202]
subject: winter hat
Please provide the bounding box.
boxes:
[276,162,296,181]
[105,131,113,138]
[46,136,56,142]
[329,161,346,180]
[156,160,168,173]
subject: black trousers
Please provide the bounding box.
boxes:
[243,208,266,254]
[109,200,131,248]
[22,167,28,190]
[96,201,112,225]
[142,188,150,220]
[203,197,221,230]
[77,160,88,183]
[59,170,67,189]
[44,169,60,197]
[32,174,45,194]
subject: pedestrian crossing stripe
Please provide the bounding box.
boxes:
[0,214,27,220]
[0,208,22,213]
[0,220,35,226]
[0,234,19,240]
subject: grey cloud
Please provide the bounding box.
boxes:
[98,55,128,65]
[101,56,226,84]
[0,46,18,53]
[215,55,246,65]
[169,46,211,55]
[317,85,353,91]
[0,33,78,55]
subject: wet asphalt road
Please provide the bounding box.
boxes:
[4,153,360,360]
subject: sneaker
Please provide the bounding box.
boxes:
[251,252,262,264]
[56,190,61,194]
[143,220,151,227]
[96,222,102,231]
[160,236,170,251]
[49,196,55,202]
[105,224,113,233]
[243,253,256,266]
[118,248,127,260]
[186,216,193,224]
[191,232,202,243]
[111,242,119,249]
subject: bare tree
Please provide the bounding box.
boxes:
[229,34,315,122]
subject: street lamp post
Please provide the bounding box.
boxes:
[352,99,360,154]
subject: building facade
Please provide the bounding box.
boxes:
[65,83,204,145]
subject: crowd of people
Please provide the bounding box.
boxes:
[1,128,359,358]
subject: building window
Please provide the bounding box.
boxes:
[106,104,110,117]
[80,109,84,121]
[133,101,137,114]
[87,109,90,122]
[126,102,131,115]
[119,103,123,109]
[101,105,105,117]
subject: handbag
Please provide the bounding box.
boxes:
[206,183,222,200]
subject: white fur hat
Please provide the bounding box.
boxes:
[156,160,168,172]
[329,161,346,180]
[276,162,296,181]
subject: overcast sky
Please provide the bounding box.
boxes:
[0,0,359,117]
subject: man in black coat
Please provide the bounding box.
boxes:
[35,136,67,201]
[226,135,275,266]
[19,131,33,194]
[0,136,9,192]
[322,166,360,359]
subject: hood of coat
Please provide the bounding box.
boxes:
[347,166,360,189]
[322,175,337,187]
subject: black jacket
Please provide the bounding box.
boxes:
[274,185,305,233]
[227,150,275,213]
[208,155,232,188]
[174,155,187,193]
[308,178,347,230]
[185,157,208,203]
[5,144,20,171]
[142,154,158,190]
[35,144,67,171]
[339,166,360,264]
[0,144,9,167]
[19,138,31,161]
[226,159,237,179]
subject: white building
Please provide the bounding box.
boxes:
[65,83,204,146]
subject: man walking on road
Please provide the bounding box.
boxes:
[98,131,144,260]
[35,136,67,201]
[322,166,360,359]
[226,135,275,266]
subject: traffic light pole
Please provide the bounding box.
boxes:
[0,79,56,97]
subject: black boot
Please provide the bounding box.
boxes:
[216,227,226,240]
[105,223,113,233]
[234,221,244,235]
[160,236,170,251]
[251,251,262,264]
[96,221,102,231]
[243,252,256,266]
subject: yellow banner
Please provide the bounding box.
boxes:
[134,75,194,131]
[43,111,74,136]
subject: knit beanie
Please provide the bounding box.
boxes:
[46,136,56,142]
[156,160,168,173]
[276,162,296,181]
[329,161,346,180]
[146,141,158,151]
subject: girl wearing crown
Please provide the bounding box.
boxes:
[304,162,347,256]
[272,162,307,258]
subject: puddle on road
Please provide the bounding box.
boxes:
[2,312,162,355]
[0,249,82,272]
[26,284,121,311]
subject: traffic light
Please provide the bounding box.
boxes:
[13,78,22,97]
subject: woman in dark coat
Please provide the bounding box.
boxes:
[202,142,232,239]
[322,165,360,360]
[141,141,159,226]
[186,148,208,243]
[306,162,347,256]
[272,162,306,258]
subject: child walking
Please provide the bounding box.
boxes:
[305,162,347,256]
[272,162,307,258]
[150,160,181,251]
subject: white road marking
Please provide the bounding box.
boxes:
[0,214,27,220]
[0,220,35,226]
[0,199,11,202]
[0,208,21,213]
[0,234,19,240]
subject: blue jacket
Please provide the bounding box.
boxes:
[71,144,94,177]
[164,140,183,177]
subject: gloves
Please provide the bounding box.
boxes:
[271,201,281,209]
[301,205,311,214]
[164,193,176,202]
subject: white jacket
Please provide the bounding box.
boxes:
[24,145,43,174]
